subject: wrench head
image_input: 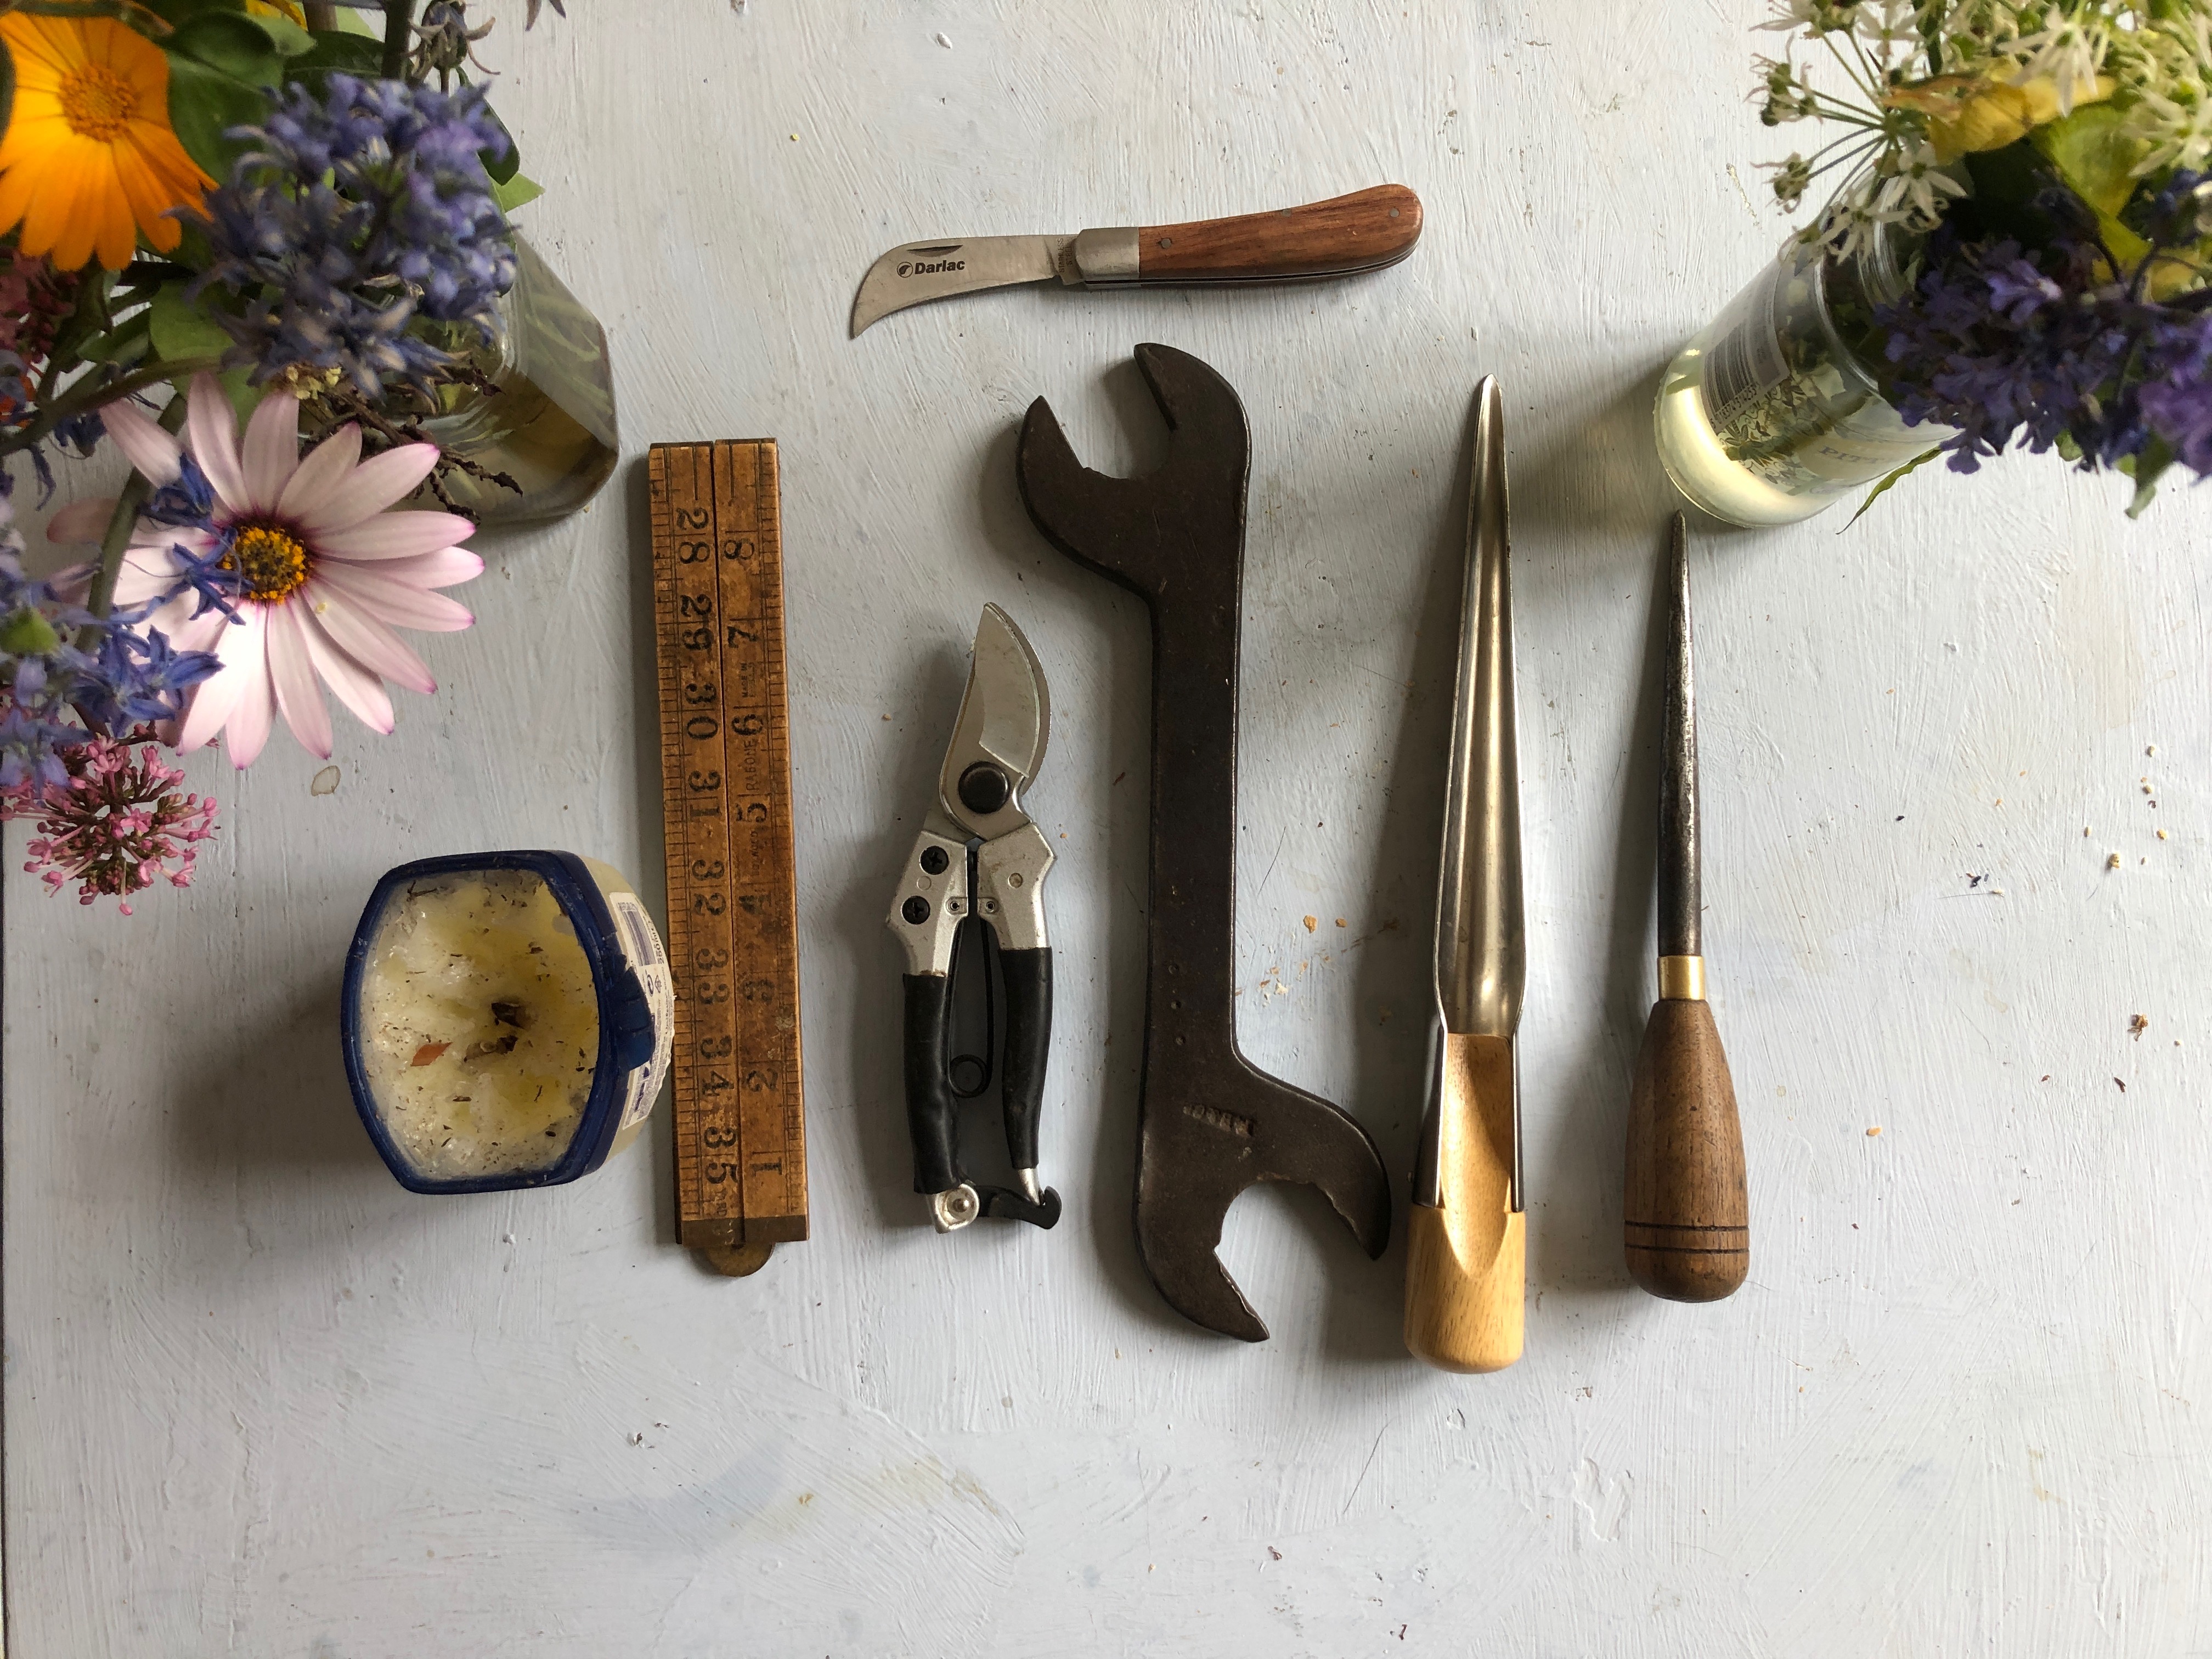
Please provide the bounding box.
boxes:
[1135,1058,1393,1342]
[1015,343,1250,603]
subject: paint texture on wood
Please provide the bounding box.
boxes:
[13,1,2212,1654]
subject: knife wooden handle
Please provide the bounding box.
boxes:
[1404,1032,1524,1373]
[1623,990,1748,1302]
[1137,184,1422,283]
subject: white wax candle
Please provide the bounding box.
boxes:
[359,869,601,1181]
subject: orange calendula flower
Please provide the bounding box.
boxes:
[0,15,215,272]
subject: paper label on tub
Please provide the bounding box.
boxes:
[607,891,676,1132]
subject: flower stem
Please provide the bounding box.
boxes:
[0,357,222,463]
[77,394,190,638]
[381,0,416,78]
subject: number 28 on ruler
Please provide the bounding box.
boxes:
[650,440,807,1268]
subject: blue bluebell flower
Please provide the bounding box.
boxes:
[72,626,222,735]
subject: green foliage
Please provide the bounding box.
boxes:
[2121,438,2176,518]
[162,50,271,177]
[1847,447,1944,527]
[476,103,520,184]
[146,280,230,365]
[290,27,383,78]
[0,23,14,144]
[0,608,62,659]
[491,171,541,214]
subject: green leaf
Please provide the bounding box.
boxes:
[2031,103,2145,219]
[147,280,233,365]
[1845,447,1944,528]
[2126,439,2176,519]
[476,104,521,184]
[163,53,270,178]
[254,10,313,56]
[290,27,382,76]
[491,170,543,214]
[78,310,155,370]
[0,609,61,658]
[165,11,283,87]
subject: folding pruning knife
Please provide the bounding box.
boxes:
[850,184,1423,335]
[885,605,1061,1231]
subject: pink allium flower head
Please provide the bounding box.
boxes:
[9,733,218,915]
[54,374,481,768]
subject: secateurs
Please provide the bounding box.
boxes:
[886,605,1062,1232]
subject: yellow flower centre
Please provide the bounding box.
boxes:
[59,63,139,144]
[223,525,311,603]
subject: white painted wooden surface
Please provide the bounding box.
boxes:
[14,2,2212,1653]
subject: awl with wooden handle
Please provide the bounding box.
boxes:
[1404,376,1525,1374]
[1623,514,1749,1302]
[850,184,1423,335]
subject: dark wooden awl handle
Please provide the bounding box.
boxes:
[1137,184,1422,283]
[1623,996,1748,1302]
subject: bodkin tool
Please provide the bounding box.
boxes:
[1622,514,1749,1302]
[1404,376,1527,1375]
[851,185,1422,335]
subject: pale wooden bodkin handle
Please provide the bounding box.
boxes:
[1137,184,1423,283]
[1403,1032,1525,1373]
[1623,993,1748,1303]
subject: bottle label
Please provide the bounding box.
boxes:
[606,890,676,1131]
[1699,261,1791,435]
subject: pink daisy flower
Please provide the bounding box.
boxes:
[49,374,479,768]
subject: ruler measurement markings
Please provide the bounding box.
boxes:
[659,445,743,1248]
[713,441,805,1238]
[653,439,808,1257]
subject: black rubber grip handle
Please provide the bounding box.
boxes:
[997,947,1052,1172]
[902,973,961,1193]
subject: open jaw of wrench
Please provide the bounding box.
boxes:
[1014,342,1392,1341]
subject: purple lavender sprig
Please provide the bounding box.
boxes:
[186,75,517,400]
[1876,175,2212,508]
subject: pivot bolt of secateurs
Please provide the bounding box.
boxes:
[957,763,1011,816]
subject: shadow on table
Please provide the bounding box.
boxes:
[973,378,1184,1344]
[1513,352,1685,1314]
[832,637,977,1230]
[172,970,388,1177]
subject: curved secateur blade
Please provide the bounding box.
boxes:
[1014,343,1391,1341]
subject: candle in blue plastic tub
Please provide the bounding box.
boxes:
[343,852,674,1193]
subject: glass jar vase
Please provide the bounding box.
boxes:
[1654,226,1955,527]
[416,238,620,526]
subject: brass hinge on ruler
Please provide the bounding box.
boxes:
[649,441,809,1278]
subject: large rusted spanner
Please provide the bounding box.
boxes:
[1015,343,1392,1341]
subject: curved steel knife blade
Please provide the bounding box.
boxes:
[851,235,1075,337]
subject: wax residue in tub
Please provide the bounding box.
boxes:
[360,870,599,1180]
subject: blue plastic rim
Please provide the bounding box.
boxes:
[341,850,657,1195]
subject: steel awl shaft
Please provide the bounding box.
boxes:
[1623,513,1748,1302]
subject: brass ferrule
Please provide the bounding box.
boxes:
[1658,954,1706,1001]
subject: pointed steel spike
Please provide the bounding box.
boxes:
[1658,512,1701,961]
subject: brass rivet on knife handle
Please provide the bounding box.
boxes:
[1623,514,1746,1304]
[650,440,809,1277]
[1137,184,1423,283]
[1404,1033,1526,1373]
